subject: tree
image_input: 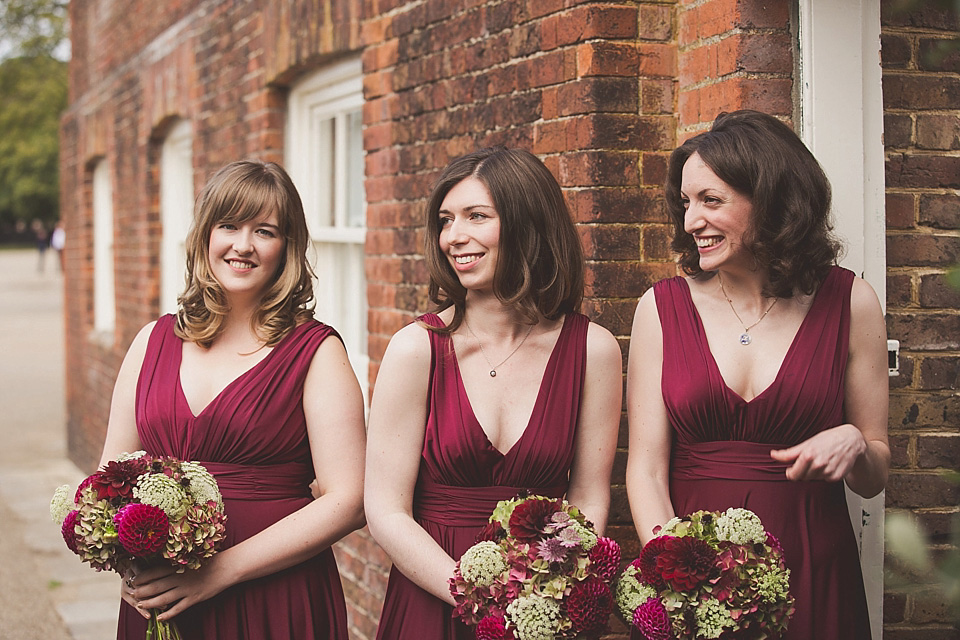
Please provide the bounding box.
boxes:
[0,54,67,228]
[0,0,69,60]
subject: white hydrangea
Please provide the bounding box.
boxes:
[614,565,658,620]
[715,507,766,545]
[459,541,508,586]
[134,473,189,520]
[49,484,75,524]
[116,450,147,462]
[695,597,735,639]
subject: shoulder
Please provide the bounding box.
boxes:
[848,274,882,313]
[585,320,621,363]
[383,318,434,364]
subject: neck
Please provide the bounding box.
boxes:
[462,294,538,339]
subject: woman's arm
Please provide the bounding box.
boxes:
[99,322,154,465]
[565,322,622,535]
[770,277,890,497]
[132,333,367,621]
[625,289,676,544]
[364,322,461,604]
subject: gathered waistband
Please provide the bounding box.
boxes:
[671,441,791,482]
[199,461,313,500]
[414,477,567,527]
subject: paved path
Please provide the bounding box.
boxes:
[0,248,118,640]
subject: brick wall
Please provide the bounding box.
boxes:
[881,1,960,637]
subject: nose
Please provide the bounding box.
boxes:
[683,202,704,235]
[445,216,468,245]
[233,229,254,253]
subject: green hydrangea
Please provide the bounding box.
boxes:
[179,461,223,507]
[135,472,189,520]
[75,498,120,571]
[615,565,657,620]
[50,484,75,524]
[568,520,597,551]
[506,594,561,640]
[459,541,508,586]
[491,496,526,531]
[695,597,734,639]
[116,450,147,462]
[756,565,792,604]
[715,507,766,545]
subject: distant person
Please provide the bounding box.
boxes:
[98,160,366,639]
[50,221,65,272]
[31,219,49,273]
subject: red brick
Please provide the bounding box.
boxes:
[889,391,960,428]
[640,79,675,115]
[887,234,960,267]
[585,261,677,298]
[557,77,639,116]
[739,0,790,28]
[916,432,960,467]
[579,223,640,261]
[887,471,960,508]
[642,223,675,261]
[581,297,641,336]
[919,37,960,72]
[558,150,640,187]
[697,0,739,39]
[918,194,960,229]
[883,73,960,110]
[919,272,960,308]
[639,5,673,41]
[882,1,960,30]
[886,153,960,189]
[576,114,676,151]
[916,113,960,150]
[881,33,913,68]
[888,311,960,351]
[569,186,667,224]
[636,42,677,78]
[886,192,917,229]
[577,41,639,77]
[888,434,913,469]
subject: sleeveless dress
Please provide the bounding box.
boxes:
[375,312,590,640]
[635,266,870,640]
[117,314,349,640]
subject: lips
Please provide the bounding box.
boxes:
[694,236,721,249]
[452,253,482,269]
[226,259,256,270]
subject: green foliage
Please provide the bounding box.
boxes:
[0,54,66,227]
[0,0,69,60]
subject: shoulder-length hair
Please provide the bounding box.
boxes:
[665,110,842,297]
[175,160,315,348]
[422,147,584,333]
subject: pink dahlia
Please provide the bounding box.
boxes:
[475,615,507,640]
[91,458,148,503]
[632,597,673,640]
[74,475,96,503]
[508,498,561,543]
[61,509,81,554]
[115,503,169,557]
[657,536,717,592]
[566,576,613,634]
[588,536,622,581]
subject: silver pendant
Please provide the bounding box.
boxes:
[739,333,752,345]
[490,370,497,377]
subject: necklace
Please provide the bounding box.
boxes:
[463,319,534,377]
[717,272,779,346]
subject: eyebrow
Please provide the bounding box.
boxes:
[438,204,496,214]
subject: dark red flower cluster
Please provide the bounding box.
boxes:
[508,498,561,542]
[638,536,672,591]
[633,597,673,640]
[115,503,169,557]
[588,536,622,581]
[74,475,95,503]
[566,576,613,634]
[61,509,81,554]
[91,458,148,503]
[475,520,505,544]
[657,536,718,592]
[475,615,507,640]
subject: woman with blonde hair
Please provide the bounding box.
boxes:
[366,147,622,639]
[99,160,366,639]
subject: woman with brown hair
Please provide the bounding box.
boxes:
[365,147,622,639]
[626,111,889,639]
[99,160,366,639]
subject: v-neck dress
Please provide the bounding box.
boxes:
[640,266,870,639]
[374,312,589,640]
[117,314,349,640]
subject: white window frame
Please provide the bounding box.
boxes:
[286,57,368,402]
[93,159,115,338]
[160,120,194,315]
[798,1,885,635]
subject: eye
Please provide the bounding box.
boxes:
[255,228,277,238]
[218,223,237,231]
[469,212,487,221]
[438,216,452,228]
[680,197,690,209]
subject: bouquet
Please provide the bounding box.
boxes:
[50,451,227,640]
[616,509,794,640]
[450,494,622,640]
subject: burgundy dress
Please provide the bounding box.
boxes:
[117,314,349,640]
[375,313,589,640]
[635,266,870,639]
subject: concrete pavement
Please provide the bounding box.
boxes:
[0,247,118,640]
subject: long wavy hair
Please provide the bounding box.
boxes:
[175,160,315,348]
[665,110,842,298]
[422,147,584,333]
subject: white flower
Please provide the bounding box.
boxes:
[50,484,75,524]
[134,473,189,520]
[715,507,766,545]
[116,450,147,462]
[695,597,735,638]
[459,541,508,586]
[505,594,560,640]
[179,461,223,506]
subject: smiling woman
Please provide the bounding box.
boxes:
[97,160,366,640]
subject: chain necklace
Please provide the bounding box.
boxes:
[717,272,779,346]
[463,318,534,377]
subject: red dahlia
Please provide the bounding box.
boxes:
[475,615,508,640]
[61,509,81,554]
[638,535,674,590]
[508,498,561,543]
[657,536,717,592]
[588,536,622,581]
[633,597,673,640]
[91,458,148,503]
[74,475,96,503]
[115,503,169,557]
[475,520,505,543]
[566,576,613,633]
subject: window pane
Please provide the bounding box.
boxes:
[345,109,365,229]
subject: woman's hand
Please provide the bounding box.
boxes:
[770,423,867,482]
[124,560,230,622]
